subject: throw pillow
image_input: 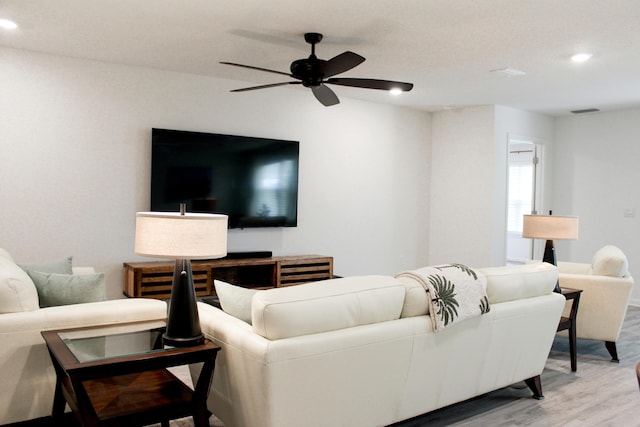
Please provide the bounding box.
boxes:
[27,271,105,307]
[19,256,73,275]
[591,245,629,277]
[0,256,40,313]
[214,279,258,324]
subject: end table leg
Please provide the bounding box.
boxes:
[193,357,216,427]
[569,322,578,372]
[51,379,66,423]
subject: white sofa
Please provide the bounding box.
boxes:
[0,249,168,425]
[193,262,565,427]
[557,245,634,362]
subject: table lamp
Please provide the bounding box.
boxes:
[522,211,579,292]
[135,203,228,347]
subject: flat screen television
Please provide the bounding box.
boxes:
[150,128,299,229]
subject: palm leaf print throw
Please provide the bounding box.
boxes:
[396,264,489,332]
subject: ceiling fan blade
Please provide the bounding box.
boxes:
[230,82,301,92]
[321,51,366,78]
[311,84,340,106]
[220,61,292,77]
[326,78,414,92]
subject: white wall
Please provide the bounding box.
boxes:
[429,105,554,268]
[0,47,431,298]
[553,109,640,304]
[429,106,496,267]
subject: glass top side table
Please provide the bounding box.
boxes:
[42,320,220,427]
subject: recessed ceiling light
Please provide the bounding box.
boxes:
[490,67,526,77]
[571,53,592,63]
[0,19,18,29]
[389,88,403,95]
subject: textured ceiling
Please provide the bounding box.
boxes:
[2,0,640,115]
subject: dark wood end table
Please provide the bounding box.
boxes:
[557,287,582,372]
[41,320,220,427]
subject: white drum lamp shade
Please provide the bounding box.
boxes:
[522,213,578,293]
[135,212,228,259]
[522,215,579,241]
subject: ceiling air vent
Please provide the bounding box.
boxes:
[570,108,600,114]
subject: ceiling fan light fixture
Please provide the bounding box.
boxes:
[389,87,403,95]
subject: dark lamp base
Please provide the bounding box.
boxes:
[163,333,204,347]
[542,239,562,293]
[164,259,204,347]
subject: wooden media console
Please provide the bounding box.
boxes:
[123,255,334,299]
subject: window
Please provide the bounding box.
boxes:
[507,162,533,233]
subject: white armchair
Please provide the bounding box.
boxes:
[557,245,634,362]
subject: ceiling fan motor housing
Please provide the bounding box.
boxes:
[291,57,326,87]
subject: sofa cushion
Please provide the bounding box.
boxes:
[19,256,73,275]
[395,274,430,317]
[591,245,629,278]
[0,256,40,313]
[214,279,258,324]
[479,262,558,304]
[252,275,405,340]
[27,271,105,307]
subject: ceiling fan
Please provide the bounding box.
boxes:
[221,32,414,106]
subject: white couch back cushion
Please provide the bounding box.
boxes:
[479,262,558,304]
[252,276,405,340]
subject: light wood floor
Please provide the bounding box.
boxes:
[167,306,640,427]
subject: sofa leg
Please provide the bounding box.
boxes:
[605,341,620,363]
[524,375,544,400]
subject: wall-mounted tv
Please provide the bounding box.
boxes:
[151,128,299,229]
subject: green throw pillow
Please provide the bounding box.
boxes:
[214,279,259,324]
[19,256,73,275]
[27,271,105,308]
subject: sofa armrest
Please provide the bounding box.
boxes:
[557,261,591,275]
[0,298,167,334]
[196,302,268,357]
[558,272,634,341]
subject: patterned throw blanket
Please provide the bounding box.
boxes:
[396,264,490,332]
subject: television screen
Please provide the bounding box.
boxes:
[151,128,299,229]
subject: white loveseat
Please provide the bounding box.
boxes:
[194,262,565,427]
[0,249,168,425]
